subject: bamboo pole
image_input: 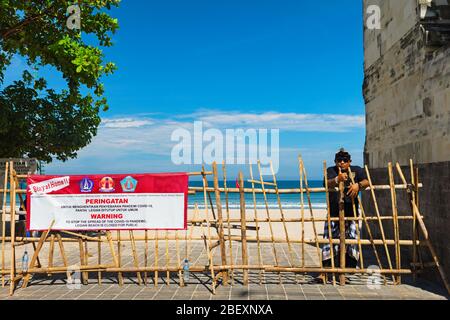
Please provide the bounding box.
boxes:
[32,242,41,268]
[187,184,420,194]
[395,164,450,294]
[1,161,8,287]
[347,167,364,270]
[117,230,123,286]
[257,160,281,284]
[409,160,417,281]
[165,231,170,285]
[47,234,55,276]
[189,205,199,261]
[299,156,323,274]
[97,234,102,285]
[298,157,305,268]
[347,167,385,282]
[323,161,336,285]
[79,238,87,285]
[14,233,422,245]
[249,163,264,284]
[130,230,142,285]
[21,219,55,289]
[56,233,71,283]
[84,239,90,283]
[238,171,249,285]
[4,183,422,195]
[365,165,395,282]
[414,167,425,271]
[1,264,414,275]
[270,161,296,270]
[338,167,346,286]
[212,161,228,285]
[154,230,159,287]
[144,230,148,285]
[201,166,216,294]
[60,230,102,242]
[222,161,235,284]
[9,163,17,295]
[388,163,401,284]
[106,230,120,284]
[175,230,183,286]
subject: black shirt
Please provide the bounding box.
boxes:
[324,165,367,217]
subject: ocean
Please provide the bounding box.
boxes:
[188,180,326,210]
[2,180,327,211]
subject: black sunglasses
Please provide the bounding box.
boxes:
[336,157,350,163]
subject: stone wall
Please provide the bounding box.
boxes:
[361,162,450,282]
[363,0,450,285]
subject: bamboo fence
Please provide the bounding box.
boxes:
[0,157,449,296]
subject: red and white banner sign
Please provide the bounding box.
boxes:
[26,173,188,231]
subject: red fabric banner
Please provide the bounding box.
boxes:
[26,173,188,231]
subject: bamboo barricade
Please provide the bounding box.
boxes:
[0,158,449,296]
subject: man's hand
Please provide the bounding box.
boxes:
[337,168,348,182]
[347,183,360,198]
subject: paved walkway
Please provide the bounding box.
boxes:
[0,241,448,300]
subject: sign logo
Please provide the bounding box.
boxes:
[99,177,115,192]
[79,177,94,193]
[121,176,138,192]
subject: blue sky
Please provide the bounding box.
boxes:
[5,1,366,180]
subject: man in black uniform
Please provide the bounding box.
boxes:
[322,148,369,270]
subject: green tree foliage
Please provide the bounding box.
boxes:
[0,0,119,162]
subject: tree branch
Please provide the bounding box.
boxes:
[0,4,57,40]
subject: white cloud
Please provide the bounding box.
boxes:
[101,118,154,128]
[181,110,364,132]
[45,110,365,177]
